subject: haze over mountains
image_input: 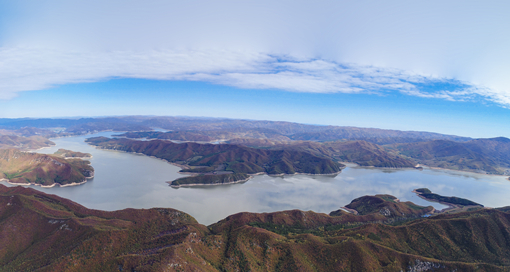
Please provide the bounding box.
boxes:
[0,116,472,143]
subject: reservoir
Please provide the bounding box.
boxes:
[5,132,510,225]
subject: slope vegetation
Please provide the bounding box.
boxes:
[86,137,343,182]
[228,139,416,168]
[0,149,94,186]
[1,185,509,271]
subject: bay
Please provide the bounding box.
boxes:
[4,132,510,225]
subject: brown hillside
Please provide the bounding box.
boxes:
[0,149,93,186]
[1,185,509,271]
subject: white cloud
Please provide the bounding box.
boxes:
[0,46,503,106]
[1,1,510,107]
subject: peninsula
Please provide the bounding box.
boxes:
[3,116,510,175]
[0,149,94,187]
[85,136,343,186]
[413,188,484,213]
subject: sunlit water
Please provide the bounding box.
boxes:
[3,132,510,225]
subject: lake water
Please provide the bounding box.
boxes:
[4,132,510,225]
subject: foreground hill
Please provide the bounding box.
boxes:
[1,184,509,271]
[0,149,94,186]
[85,137,343,185]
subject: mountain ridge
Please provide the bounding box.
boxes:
[1,184,509,271]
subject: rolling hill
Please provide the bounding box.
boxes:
[0,149,94,186]
[391,137,510,174]
[86,137,343,185]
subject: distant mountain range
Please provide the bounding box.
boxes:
[0,116,471,143]
[1,116,510,175]
[1,184,509,271]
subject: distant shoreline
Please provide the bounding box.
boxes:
[345,161,510,179]
[0,176,93,188]
[169,175,254,188]
[419,164,510,179]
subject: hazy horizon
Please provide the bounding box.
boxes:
[1,1,509,138]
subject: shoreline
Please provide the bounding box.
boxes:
[88,138,510,180]
[0,175,93,188]
[346,161,510,179]
[90,146,191,171]
[412,189,483,214]
[414,164,510,178]
[167,169,343,188]
[339,161,425,171]
[28,130,510,180]
[93,145,343,179]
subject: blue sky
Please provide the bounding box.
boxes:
[1,1,510,138]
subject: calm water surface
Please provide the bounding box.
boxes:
[4,132,510,225]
